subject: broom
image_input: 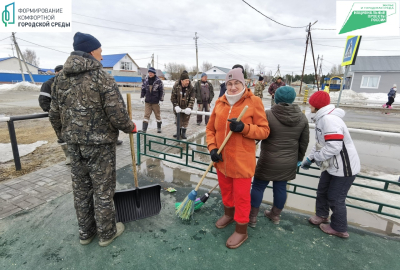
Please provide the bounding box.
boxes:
[175,182,219,211]
[176,105,248,220]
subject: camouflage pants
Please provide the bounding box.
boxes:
[68,143,117,241]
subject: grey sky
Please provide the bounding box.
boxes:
[0,0,399,76]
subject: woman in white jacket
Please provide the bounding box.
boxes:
[301,91,360,238]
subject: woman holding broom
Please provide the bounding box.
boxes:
[206,68,270,249]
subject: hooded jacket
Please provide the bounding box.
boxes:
[388,88,397,98]
[308,104,360,177]
[254,103,309,181]
[206,88,270,179]
[49,51,134,145]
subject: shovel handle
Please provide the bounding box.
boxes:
[127,94,139,188]
[194,105,248,191]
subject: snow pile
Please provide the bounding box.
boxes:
[0,82,41,92]
[162,80,175,88]
[0,141,47,163]
[360,92,388,102]
[329,90,367,101]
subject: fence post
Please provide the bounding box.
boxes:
[137,132,141,165]
[176,113,181,140]
[7,121,21,171]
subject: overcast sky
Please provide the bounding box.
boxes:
[1,0,399,76]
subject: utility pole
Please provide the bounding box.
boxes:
[12,33,25,82]
[194,32,199,76]
[291,71,293,85]
[12,32,35,83]
[308,29,319,91]
[299,21,318,95]
[318,55,323,89]
[151,53,154,68]
[157,55,158,69]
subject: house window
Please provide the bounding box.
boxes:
[120,62,132,70]
[360,75,380,89]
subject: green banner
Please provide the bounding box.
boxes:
[340,10,387,34]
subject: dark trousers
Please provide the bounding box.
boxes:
[316,171,355,232]
[386,97,395,107]
[250,178,287,209]
[197,102,210,124]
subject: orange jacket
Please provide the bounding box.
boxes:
[206,89,270,179]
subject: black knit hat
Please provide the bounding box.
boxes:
[232,64,244,75]
[259,76,263,81]
[180,72,189,81]
[54,65,63,72]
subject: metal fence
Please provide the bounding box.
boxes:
[137,132,400,220]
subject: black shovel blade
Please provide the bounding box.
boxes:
[114,184,161,223]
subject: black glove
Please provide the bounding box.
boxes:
[210,148,223,163]
[227,118,245,132]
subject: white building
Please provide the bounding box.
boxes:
[101,53,140,76]
[0,57,39,74]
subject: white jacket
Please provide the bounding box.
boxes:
[308,104,360,177]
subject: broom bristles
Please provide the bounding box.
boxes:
[176,195,195,220]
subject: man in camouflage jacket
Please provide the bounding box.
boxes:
[49,32,135,247]
[268,77,286,106]
[254,76,265,99]
[170,71,195,139]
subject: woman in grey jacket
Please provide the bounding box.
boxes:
[249,86,310,227]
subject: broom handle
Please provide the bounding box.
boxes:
[127,94,139,188]
[194,105,248,191]
[208,183,219,194]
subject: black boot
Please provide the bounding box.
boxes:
[181,128,187,139]
[157,122,162,133]
[140,121,148,133]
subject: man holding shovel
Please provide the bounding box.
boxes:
[49,32,136,247]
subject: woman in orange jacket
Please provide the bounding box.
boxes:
[206,68,270,249]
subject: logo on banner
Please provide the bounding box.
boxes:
[2,2,15,27]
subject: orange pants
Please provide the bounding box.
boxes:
[217,170,251,224]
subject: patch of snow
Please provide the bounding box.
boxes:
[0,141,48,163]
[329,90,367,101]
[0,81,41,92]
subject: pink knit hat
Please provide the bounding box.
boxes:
[225,68,246,88]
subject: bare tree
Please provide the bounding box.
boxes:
[256,63,266,75]
[22,49,40,67]
[201,61,213,72]
[330,65,338,75]
[165,62,188,81]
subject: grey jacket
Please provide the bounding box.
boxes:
[254,103,309,182]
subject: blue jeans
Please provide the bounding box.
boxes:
[250,178,287,210]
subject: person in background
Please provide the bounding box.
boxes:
[206,68,270,249]
[49,32,137,247]
[268,77,286,107]
[140,67,164,133]
[383,84,397,109]
[194,73,214,125]
[250,86,309,227]
[39,65,72,165]
[171,71,195,139]
[254,76,265,99]
[301,91,360,238]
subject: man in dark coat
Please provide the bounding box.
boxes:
[140,67,165,133]
[49,32,136,247]
[39,65,63,112]
[194,73,214,125]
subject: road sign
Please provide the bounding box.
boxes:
[342,35,362,66]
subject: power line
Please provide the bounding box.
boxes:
[16,37,70,54]
[73,13,193,33]
[73,21,191,38]
[0,36,10,42]
[242,0,310,29]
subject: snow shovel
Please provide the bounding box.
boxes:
[114,93,161,223]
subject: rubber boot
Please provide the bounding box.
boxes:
[226,223,248,249]
[157,122,162,133]
[99,222,125,247]
[140,121,148,133]
[388,105,393,109]
[181,128,187,139]
[264,206,282,225]
[248,207,259,228]
[382,104,386,108]
[215,206,235,229]
[61,144,71,165]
